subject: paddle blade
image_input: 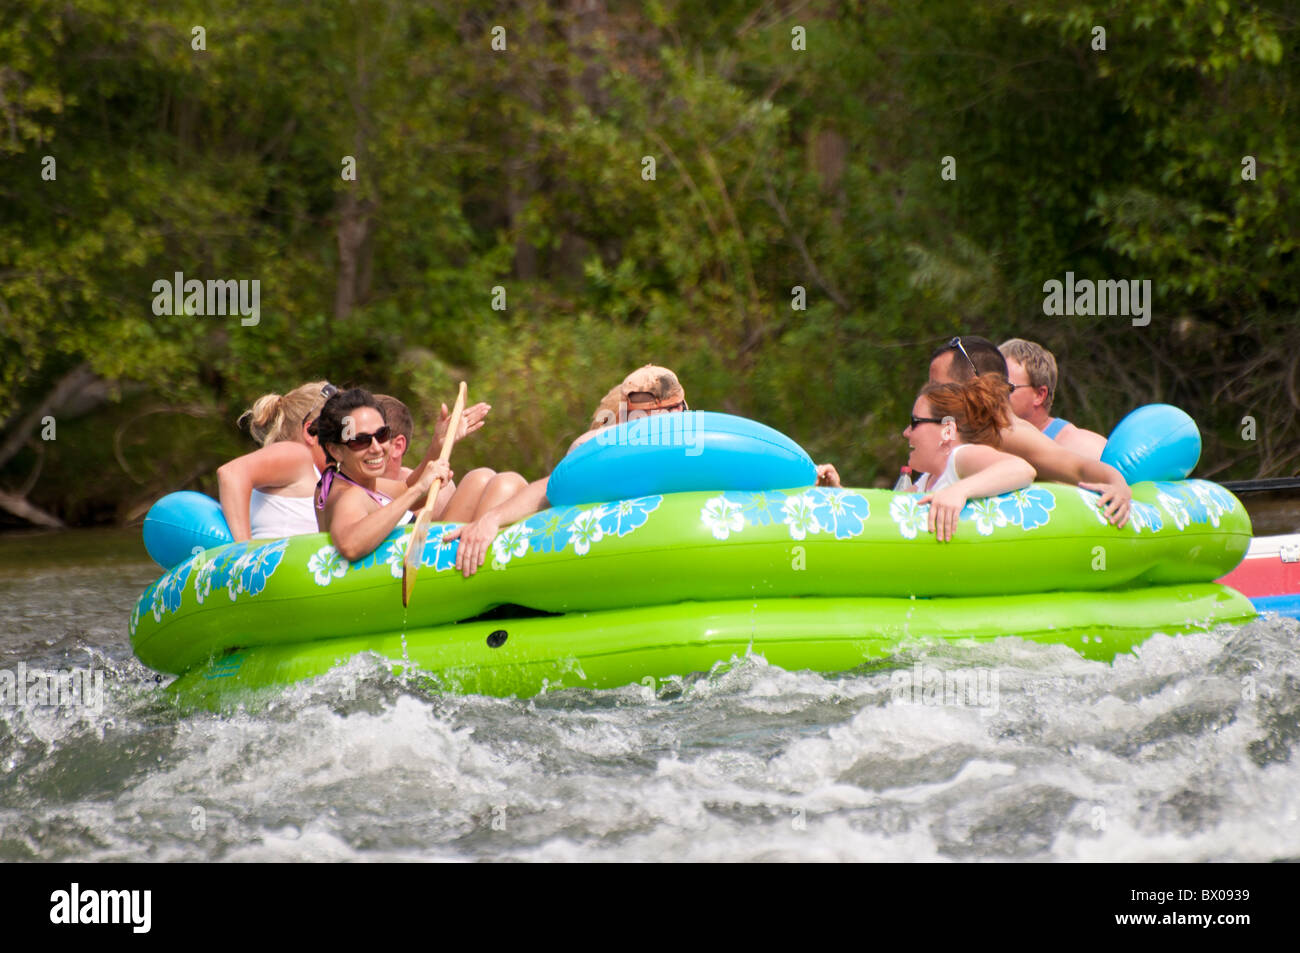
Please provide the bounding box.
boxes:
[402,521,430,607]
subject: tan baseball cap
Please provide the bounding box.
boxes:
[587,365,687,430]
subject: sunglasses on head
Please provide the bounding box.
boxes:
[625,392,688,413]
[321,383,339,399]
[342,426,393,451]
[632,399,689,414]
[947,337,980,377]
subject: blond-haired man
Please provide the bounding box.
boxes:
[999,338,1108,460]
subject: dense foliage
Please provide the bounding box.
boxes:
[2,0,1297,523]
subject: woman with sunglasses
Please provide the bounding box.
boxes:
[903,376,1036,542]
[217,381,337,541]
[312,388,526,562]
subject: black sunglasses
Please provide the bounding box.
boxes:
[342,426,393,450]
[321,383,339,399]
[909,415,946,429]
[948,337,980,377]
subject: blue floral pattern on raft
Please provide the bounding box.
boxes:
[1153,480,1237,529]
[130,553,195,634]
[307,524,461,587]
[129,591,144,636]
[962,497,1009,536]
[1075,486,1165,533]
[308,545,349,585]
[227,539,289,601]
[811,489,871,540]
[155,556,195,617]
[889,487,1060,538]
[346,528,405,573]
[596,496,662,538]
[527,506,580,554]
[889,494,929,540]
[187,539,290,604]
[194,542,249,603]
[1077,480,1238,533]
[417,524,462,572]
[994,487,1057,531]
[702,488,870,541]
[1128,500,1164,533]
[133,538,293,633]
[491,496,664,568]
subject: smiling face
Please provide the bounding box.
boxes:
[902,396,953,475]
[327,406,391,481]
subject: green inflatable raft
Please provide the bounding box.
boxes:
[129,481,1254,706]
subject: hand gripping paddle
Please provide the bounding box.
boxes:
[402,381,467,607]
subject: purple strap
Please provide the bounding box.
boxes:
[316,466,393,510]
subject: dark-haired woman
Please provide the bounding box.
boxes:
[313,388,526,561]
[902,376,1036,541]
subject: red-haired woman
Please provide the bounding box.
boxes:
[902,376,1036,541]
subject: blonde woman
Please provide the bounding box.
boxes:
[217,381,337,541]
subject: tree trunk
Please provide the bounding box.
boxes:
[0,362,109,528]
[0,487,62,528]
[0,362,103,469]
[334,191,374,320]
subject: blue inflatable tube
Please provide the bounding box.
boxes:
[142,491,234,569]
[1102,404,1202,483]
[548,411,817,505]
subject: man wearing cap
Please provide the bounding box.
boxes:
[571,364,689,452]
[443,364,841,576]
[443,366,692,578]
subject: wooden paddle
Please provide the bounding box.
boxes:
[402,381,467,607]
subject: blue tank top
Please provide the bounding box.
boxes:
[1043,418,1070,440]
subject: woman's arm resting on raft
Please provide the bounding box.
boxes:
[323,462,450,562]
[443,477,551,578]
[1001,419,1131,528]
[918,446,1036,542]
[217,441,314,543]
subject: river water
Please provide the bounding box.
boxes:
[1,528,1297,862]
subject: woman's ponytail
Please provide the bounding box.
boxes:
[238,393,285,446]
[237,380,332,446]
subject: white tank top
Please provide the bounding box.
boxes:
[914,444,969,494]
[249,467,321,538]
